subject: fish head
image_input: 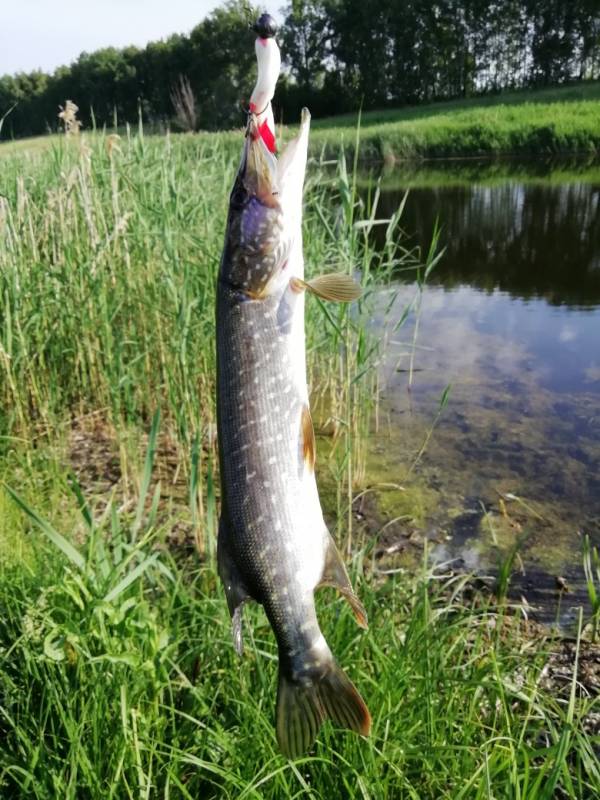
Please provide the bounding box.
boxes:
[220,114,288,300]
[221,109,311,300]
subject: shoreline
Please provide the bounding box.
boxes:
[3,82,600,164]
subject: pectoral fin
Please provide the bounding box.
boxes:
[217,520,253,655]
[291,273,362,303]
[319,534,368,629]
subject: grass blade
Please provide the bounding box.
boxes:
[4,484,85,570]
[103,553,159,604]
[132,409,160,540]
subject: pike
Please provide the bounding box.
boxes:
[216,15,371,758]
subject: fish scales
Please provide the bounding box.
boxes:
[217,285,324,663]
[215,28,370,757]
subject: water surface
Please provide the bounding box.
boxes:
[369,159,600,624]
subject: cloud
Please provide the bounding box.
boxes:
[584,364,600,384]
[558,325,577,343]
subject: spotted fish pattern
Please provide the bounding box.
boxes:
[216,110,371,758]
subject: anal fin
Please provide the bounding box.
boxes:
[319,534,368,629]
[217,519,253,655]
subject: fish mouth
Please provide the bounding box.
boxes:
[241,113,279,207]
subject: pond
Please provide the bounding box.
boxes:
[367,158,600,626]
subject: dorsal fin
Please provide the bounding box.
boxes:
[301,404,316,472]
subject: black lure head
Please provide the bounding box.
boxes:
[252,13,277,39]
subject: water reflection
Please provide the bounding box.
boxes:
[379,181,600,306]
[367,161,600,623]
[381,285,600,500]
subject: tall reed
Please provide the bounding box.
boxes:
[0,128,417,556]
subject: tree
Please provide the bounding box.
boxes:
[0,0,599,141]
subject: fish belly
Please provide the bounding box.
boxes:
[216,282,324,604]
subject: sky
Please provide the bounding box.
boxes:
[1,1,281,77]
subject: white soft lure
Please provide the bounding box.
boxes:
[249,16,281,153]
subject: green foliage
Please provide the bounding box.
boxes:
[0,131,233,442]
[1,0,599,140]
[0,1,258,140]
[0,104,598,800]
[583,534,600,642]
[280,0,600,113]
[306,82,600,160]
[6,73,589,164]
[0,137,234,418]
[1,481,599,797]
[0,126,419,554]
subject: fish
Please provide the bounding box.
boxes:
[216,19,370,760]
[216,105,371,758]
[216,15,371,758]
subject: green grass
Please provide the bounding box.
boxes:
[1,473,599,799]
[1,124,599,797]
[0,127,408,534]
[0,134,58,158]
[313,81,600,129]
[3,80,600,163]
[308,81,600,161]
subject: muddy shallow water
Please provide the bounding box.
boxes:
[367,159,600,626]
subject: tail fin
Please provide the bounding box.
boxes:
[276,662,371,758]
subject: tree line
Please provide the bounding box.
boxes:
[1,0,599,140]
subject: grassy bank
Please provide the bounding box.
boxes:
[1,129,599,797]
[2,81,600,164]
[0,129,404,521]
[309,80,600,162]
[0,128,415,588]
